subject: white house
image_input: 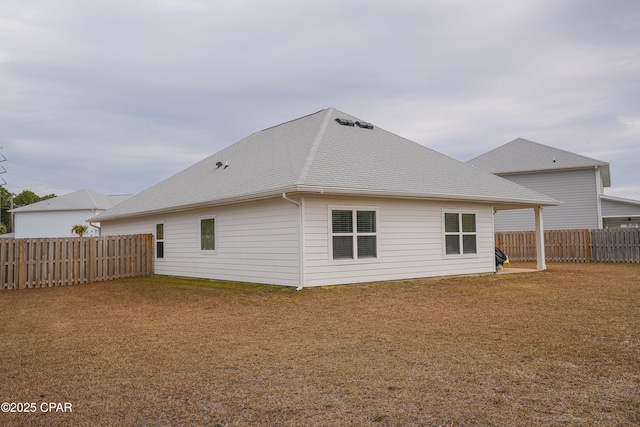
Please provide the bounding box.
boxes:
[468,138,640,231]
[10,189,131,238]
[93,109,558,287]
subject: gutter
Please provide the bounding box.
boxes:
[292,185,561,207]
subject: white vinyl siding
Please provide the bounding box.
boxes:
[304,196,495,287]
[13,210,103,238]
[495,169,600,231]
[100,198,300,286]
[101,195,497,288]
[601,199,640,217]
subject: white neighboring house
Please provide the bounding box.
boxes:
[93,108,558,288]
[468,138,640,231]
[10,189,131,238]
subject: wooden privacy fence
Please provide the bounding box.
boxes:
[496,228,640,263]
[0,234,153,290]
[590,229,640,263]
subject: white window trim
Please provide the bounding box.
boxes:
[328,205,380,264]
[442,210,479,258]
[199,215,218,255]
[155,221,166,261]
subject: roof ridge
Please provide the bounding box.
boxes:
[296,108,334,185]
[258,108,328,133]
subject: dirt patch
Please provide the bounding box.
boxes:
[1,262,639,426]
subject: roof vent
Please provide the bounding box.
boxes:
[355,121,373,129]
[335,118,355,126]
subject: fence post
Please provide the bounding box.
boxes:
[585,229,591,262]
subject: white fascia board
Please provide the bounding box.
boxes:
[601,194,640,207]
[293,186,561,208]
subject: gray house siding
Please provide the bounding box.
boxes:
[601,199,640,217]
[495,169,600,231]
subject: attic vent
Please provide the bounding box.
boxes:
[335,118,355,126]
[355,121,373,129]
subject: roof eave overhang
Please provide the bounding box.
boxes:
[92,188,301,223]
[94,185,560,223]
[13,207,102,213]
[600,194,640,207]
[294,185,560,209]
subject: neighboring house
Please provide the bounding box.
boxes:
[468,138,640,231]
[93,108,558,288]
[10,189,131,238]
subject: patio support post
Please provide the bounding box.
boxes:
[534,206,546,270]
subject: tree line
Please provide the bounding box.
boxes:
[0,188,56,234]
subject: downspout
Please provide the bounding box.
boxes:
[88,209,101,236]
[89,222,101,235]
[491,206,497,272]
[282,193,304,291]
[282,192,299,207]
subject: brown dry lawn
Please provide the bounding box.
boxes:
[1,263,639,426]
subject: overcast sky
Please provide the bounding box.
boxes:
[2,0,639,201]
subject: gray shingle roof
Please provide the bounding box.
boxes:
[468,138,611,186]
[11,189,131,213]
[95,109,558,222]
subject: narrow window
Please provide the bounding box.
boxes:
[331,209,377,260]
[444,213,460,255]
[444,213,477,255]
[461,213,477,254]
[200,218,216,251]
[156,223,164,259]
[332,210,353,259]
[357,210,377,258]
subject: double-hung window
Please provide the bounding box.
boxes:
[331,208,378,260]
[444,212,477,255]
